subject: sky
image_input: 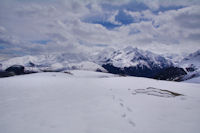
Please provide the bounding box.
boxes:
[0,0,200,59]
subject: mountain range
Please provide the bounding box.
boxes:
[0,47,199,83]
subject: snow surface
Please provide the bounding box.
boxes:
[0,70,200,133]
[184,76,200,84]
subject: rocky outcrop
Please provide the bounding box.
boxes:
[153,67,187,81]
[5,65,25,75]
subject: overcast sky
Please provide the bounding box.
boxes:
[0,0,200,58]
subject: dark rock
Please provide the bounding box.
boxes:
[123,66,163,78]
[185,64,197,72]
[102,63,164,78]
[186,67,195,72]
[0,71,15,77]
[27,62,35,67]
[102,64,125,75]
[0,63,2,72]
[154,67,187,81]
[96,68,103,72]
[5,65,25,75]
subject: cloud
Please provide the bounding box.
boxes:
[116,5,200,52]
[0,0,200,59]
[107,10,122,25]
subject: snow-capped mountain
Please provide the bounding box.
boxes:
[95,46,173,78]
[1,47,199,82]
[0,53,106,73]
[179,50,200,80]
[162,53,184,65]
[180,50,200,69]
[0,46,174,77]
[96,47,172,68]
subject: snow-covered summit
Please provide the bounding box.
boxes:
[94,46,173,78]
[96,46,172,69]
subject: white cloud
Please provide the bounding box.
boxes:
[0,0,200,59]
[117,5,200,54]
[107,10,122,25]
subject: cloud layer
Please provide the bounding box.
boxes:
[0,0,200,59]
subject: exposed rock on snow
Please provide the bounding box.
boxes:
[5,65,25,75]
[135,87,183,97]
[153,67,187,81]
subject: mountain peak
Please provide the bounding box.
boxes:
[97,47,172,68]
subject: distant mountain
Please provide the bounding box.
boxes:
[155,49,200,82]
[95,47,173,78]
[0,53,107,73]
[179,50,200,81]
[1,47,199,82]
[180,50,200,69]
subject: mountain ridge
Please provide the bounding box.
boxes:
[0,47,199,83]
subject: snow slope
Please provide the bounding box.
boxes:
[0,70,200,133]
[184,76,200,84]
[0,54,106,72]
